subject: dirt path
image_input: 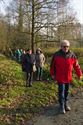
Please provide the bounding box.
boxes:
[30,89,83,125]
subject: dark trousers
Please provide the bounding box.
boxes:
[26,72,33,86]
[36,67,43,80]
[58,83,70,106]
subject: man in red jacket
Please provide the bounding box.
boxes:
[50,40,82,114]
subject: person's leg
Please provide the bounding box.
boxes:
[36,67,40,80]
[26,72,29,87]
[64,84,71,111]
[58,83,66,113]
[39,67,43,81]
[28,72,33,86]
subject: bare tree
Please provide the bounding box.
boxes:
[1,0,81,51]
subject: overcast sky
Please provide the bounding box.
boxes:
[0,0,83,24]
[71,0,83,24]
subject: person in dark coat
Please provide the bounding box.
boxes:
[22,49,35,87]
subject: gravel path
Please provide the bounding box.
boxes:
[32,89,83,125]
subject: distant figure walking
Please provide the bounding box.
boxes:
[35,48,45,81]
[15,49,22,63]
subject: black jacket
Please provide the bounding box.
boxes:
[22,53,35,73]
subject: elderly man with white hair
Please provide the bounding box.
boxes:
[50,40,82,114]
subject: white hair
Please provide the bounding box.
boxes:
[60,40,70,46]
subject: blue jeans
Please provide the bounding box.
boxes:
[58,83,70,106]
[36,67,43,80]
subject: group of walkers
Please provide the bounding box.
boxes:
[21,48,45,87]
[9,39,83,114]
[9,48,23,63]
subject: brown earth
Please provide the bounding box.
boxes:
[28,88,83,125]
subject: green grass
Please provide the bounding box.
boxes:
[0,49,83,124]
[0,55,58,124]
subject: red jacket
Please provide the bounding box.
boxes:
[50,49,82,84]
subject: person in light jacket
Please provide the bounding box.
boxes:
[50,40,82,114]
[35,48,45,81]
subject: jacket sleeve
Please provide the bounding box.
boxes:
[73,59,82,78]
[50,54,56,78]
[31,54,36,64]
[21,54,26,71]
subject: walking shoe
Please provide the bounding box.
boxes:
[59,106,66,114]
[26,83,28,87]
[36,78,39,81]
[26,83,32,87]
[29,84,32,87]
[65,106,71,111]
[39,78,42,81]
[60,108,66,114]
[65,102,71,111]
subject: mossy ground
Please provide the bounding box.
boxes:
[0,48,83,124]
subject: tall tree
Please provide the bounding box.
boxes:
[4,0,81,51]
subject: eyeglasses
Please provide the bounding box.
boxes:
[62,46,69,48]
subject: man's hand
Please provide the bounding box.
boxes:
[79,76,82,80]
[52,75,55,80]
